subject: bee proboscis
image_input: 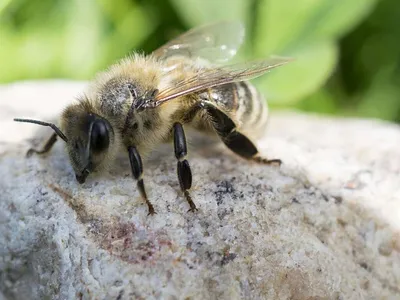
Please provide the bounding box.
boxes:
[14,21,292,215]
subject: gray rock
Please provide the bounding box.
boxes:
[0,81,399,299]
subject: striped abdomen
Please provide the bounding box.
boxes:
[199,81,269,139]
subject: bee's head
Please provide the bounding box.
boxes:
[61,106,116,184]
[14,103,118,184]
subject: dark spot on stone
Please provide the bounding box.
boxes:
[199,220,210,229]
[116,289,124,300]
[337,218,347,227]
[38,187,48,196]
[256,196,267,209]
[133,123,138,130]
[291,197,300,204]
[362,280,370,290]
[359,262,369,270]
[8,203,16,213]
[87,218,104,235]
[333,196,343,204]
[317,268,322,272]
[206,251,222,264]
[220,252,237,266]
[321,193,329,202]
[215,195,223,206]
[214,180,234,205]
[144,120,152,129]
[217,207,233,220]
[114,280,123,287]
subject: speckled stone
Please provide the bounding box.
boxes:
[0,81,399,299]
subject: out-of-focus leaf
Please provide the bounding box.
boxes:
[1,0,399,123]
[294,88,339,115]
[97,0,156,59]
[0,0,13,16]
[257,0,377,54]
[60,0,103,78]
[254,0,378,103]
[255,42,337,103]
[357,66,400,121]
[169,0,251,27]
[0,29,60,82]
[0,0,153,82]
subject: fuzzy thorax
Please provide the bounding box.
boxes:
[59,53,185,177]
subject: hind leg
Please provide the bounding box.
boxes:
[222,130,282,166]
[201,101,281,165]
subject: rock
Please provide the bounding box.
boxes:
[0,81,399,299]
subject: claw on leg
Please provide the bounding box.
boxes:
[184,191,198,212]
[252,157,282,166]
[128,146,156,216]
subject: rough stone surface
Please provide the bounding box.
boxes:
[1,81,400,299]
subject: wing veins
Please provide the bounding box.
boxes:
[154,57,293,105]
[152,21,245,63]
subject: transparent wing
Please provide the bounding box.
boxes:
[150,56,293,107]
[152,21,245,63]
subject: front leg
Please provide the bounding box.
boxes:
[128,146,155,215]
[173,122,198,212]
[26,133,58,157]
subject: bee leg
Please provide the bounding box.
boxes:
[26,133,58,157]
[128,146,155,215]
[173,122,198,212]
[222,131,282,166]
[204,102,282,166]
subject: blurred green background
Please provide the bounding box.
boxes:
[1,0,399,121]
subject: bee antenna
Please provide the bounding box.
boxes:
[13,118,68,142]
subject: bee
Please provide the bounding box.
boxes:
[14,21,292,215]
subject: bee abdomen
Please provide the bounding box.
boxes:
[201,83,239,112]
[234,82,268,137]
[196,82,268,138]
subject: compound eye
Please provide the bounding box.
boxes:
[90,120,110,153]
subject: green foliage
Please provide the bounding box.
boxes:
[253,0,377,103]
[1,0,399,121]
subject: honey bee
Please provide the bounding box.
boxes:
[14,21,292,215]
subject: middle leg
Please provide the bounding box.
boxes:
[173,122,197,212]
